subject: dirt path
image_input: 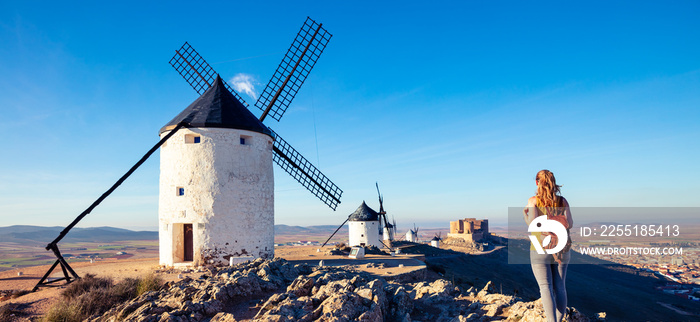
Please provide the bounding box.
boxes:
[657,302,695,316]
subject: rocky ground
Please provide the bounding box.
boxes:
[91,258,604,322]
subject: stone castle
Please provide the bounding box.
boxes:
[448,218,489,243]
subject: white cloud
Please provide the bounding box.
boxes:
[230,73,259,100]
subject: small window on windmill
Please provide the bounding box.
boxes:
[240,135,252,145]
[176,187,185,196]
[185,134,201,144]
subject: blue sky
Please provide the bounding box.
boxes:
[1,1,698,231]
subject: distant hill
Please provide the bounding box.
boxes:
[0,225,158,245]
[0,225,347,245]
[274,224,346,235]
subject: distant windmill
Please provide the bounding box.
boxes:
[160,17,343,266]
[431,232,442,248]
[376,183,395,243]
[320,183,395,249]
[406,224,420,243]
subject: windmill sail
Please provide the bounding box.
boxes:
[170,42,249,106]
[269,128,342,210]
[169,18,342,211]
[256,17,332,122]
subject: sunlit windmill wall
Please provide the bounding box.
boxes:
[158,79,275,266]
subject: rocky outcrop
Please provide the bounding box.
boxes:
[91,258,310,322]
[90,258,604,322]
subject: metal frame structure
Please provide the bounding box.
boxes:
[270,129,341,208]
[170,42,249,106]
[33,123,186,291]
[256,17,332,121]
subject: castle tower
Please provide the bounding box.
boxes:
[348,201,381,248]
[158,77,274,266]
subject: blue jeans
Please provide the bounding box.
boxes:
[530,250,570,322]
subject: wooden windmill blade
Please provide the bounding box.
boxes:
[168,18,342,210]
[269,128,342,210]
[376,182,385,214]
[375,182,390,231]
[170,42,250,107]
[256,17,332,122]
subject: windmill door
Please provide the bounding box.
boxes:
[184,224,193,261]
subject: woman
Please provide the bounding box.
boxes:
[523,170,573,322]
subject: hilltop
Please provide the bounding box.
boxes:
[16,257,600,322]
[1,227,699,321]
[422,239,699,321]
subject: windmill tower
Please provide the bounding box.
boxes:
[430,233,442,248]
[347,201,381,248]
[159,17,342,266]
[406,225,419,243]
[320,184,395,249]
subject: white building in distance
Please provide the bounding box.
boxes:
[348,201,381,248]
[406,229,418,243]
[430,236,440,248]
[158,77,274,266]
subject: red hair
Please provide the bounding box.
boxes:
[536,169,562,208]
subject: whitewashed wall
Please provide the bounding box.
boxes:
[348,221,380,248]
[158,127,274,266]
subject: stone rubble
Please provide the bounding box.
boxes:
[90,258,604,322]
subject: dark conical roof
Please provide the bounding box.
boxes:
[349,201,379,222]
[160,76,272,136]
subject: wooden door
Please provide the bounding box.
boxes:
[184,224,193,261]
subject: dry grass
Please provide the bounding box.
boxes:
[0,303,26,321]
[43,274,163,322]
[136,273,162,296]
[0,289,31,302]
[60,274,112,300]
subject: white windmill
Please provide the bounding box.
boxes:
[430,233,442,248]
[406,224,420,243]
[347,201,381,248]
[159,17,342,266]
[320,184,396,250]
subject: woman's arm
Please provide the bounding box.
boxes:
[562,197,573,228]
[523,196,538,225]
